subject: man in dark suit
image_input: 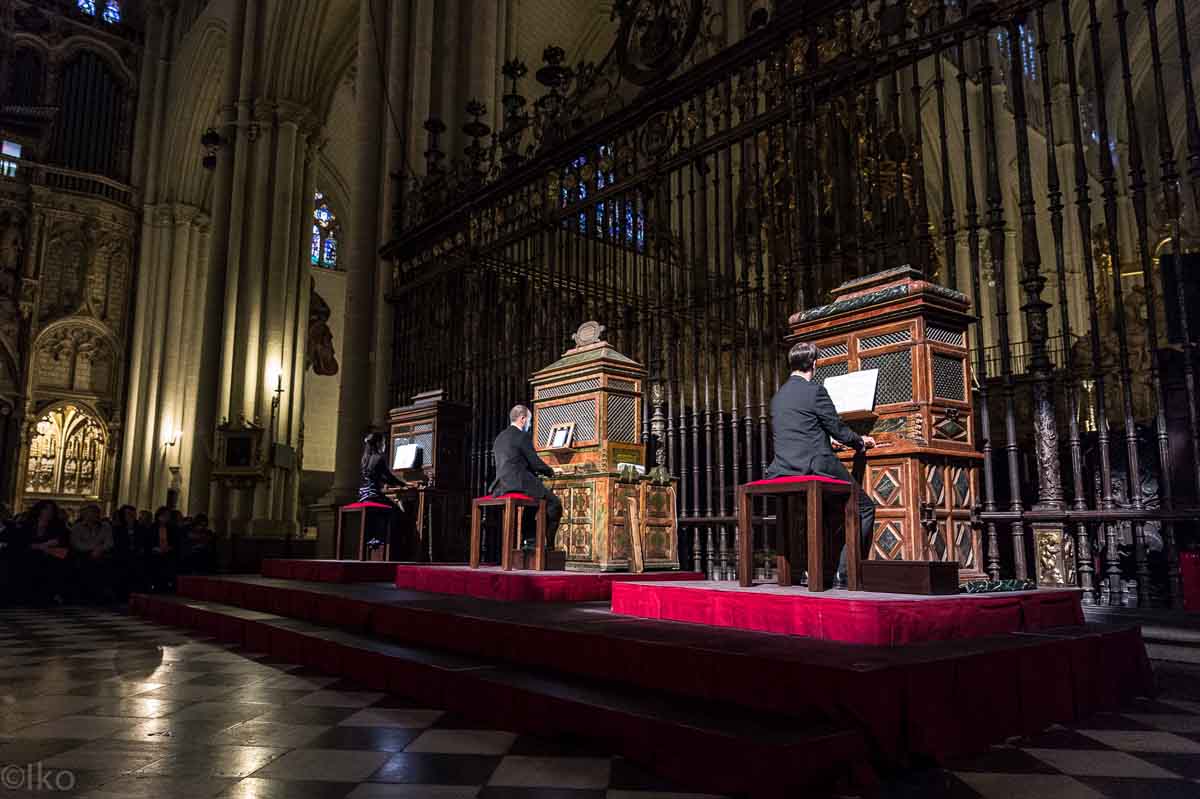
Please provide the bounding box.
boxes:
[766,341,876,584]
[492,404,563,548]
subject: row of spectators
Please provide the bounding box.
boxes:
[0,500,218,605]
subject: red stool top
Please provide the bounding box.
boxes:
[478,492,537,502]
[342,501,394,510]
[745,475,849,487]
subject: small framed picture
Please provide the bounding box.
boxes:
[548,422,575,449]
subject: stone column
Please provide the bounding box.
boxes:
[189,0,248,517]
[407,0,436,177]
[329,0,387,503]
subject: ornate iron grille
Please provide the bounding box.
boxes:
[537,378,601,400]
[860,350,912,405]
[607,378,637,393]
[859,330,912,350]
[607,394,637,442]
[927,326,965,347]
[819,342,849,358]
[932,354,966,402]
[537,399,597,445]
[815,361,849,384]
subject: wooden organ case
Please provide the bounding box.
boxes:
[788,268,984,580]
[531,322,680,572]
[386,389,471,561]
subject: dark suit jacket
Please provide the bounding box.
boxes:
[765,374,863,481]
[491,425,554,498]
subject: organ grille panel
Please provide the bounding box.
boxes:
[815,361,849,384]
[537,377,601,399]
[859,330,912,350]
[607,395,637,442]
[932,354,966,401]
[819,342,848,358]
[860,350,913,404]
[537,399,597,445]
[926,326,965,346]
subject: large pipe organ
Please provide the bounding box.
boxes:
[384,0,1200,607]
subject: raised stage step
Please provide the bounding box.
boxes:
[130,592,869,799]
[167,574,1153,768]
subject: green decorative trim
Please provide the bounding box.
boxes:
[959,578,1038,594]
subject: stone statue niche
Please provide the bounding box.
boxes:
[306,277,338,376]
[0,210,25,300]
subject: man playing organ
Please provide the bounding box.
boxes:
[766,341,877,586]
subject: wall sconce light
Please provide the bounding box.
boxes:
[201,127,224,170]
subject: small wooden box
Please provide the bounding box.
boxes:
[859,560,960,595]
[509,549,568,571]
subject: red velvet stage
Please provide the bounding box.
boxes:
[611,580,1086,646]
[393,563,705,601]
[161,574,1152,770]
[261,558,402,583]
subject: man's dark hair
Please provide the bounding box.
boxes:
[788,341,819,373]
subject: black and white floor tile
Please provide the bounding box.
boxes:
[0,608,721,798]
[883,684,1200,799]
[3,607,1199,798]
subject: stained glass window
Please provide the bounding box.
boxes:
[102,1,121,24]
[561,148,645,252]
[77,0,97,14]
[312,191,340,269]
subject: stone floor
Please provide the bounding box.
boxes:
[0,607,1198,798]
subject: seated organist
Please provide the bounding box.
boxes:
[767,341,877,586]
[360,431,407,511]
[491,404,563,548]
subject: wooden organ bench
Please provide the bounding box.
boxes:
[737,475,862,591]
[469,493,549,571]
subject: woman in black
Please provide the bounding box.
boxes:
[142,506,180,592]
[360,432,405,509]
[15,500,69,605]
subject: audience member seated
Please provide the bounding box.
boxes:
[111,504,142,598]
[14,500,69,606]
[183,513,217,574]
[142,506,181,592]
[68,503,116,603]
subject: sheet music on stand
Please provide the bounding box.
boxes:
[822,369,879,415]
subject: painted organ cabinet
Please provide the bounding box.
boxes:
[788,267,984,580]
[531,322,680,572]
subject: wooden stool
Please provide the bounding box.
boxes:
[336,501,397,561]
[736,475,862,591]
[469,493,548,571]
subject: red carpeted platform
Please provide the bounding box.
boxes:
[261,558,404,583]
[393,563,705,601]
[165,575,1152,767]
[610,580,1085,646]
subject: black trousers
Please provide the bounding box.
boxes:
[837,483,876,580]
[519,488,562,550]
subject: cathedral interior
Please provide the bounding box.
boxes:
[1,1,1200,797]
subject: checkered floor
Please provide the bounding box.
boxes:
[2,608,1198,798]
[882,671,1200,799]
[0,608,721,798]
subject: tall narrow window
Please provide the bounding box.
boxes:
[312,191,340,269]
[102,1,122,24]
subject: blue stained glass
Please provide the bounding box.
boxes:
[314,206,333,227]
[311,225,321,264]
[102,1,121,23]
[323,235,338,266]
[77,0,97,14]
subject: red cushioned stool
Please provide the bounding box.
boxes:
[336,502,399,561]
[736,475,861,591]
[469,493,548,571]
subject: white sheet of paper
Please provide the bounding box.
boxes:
[822,369,879,414]
[392,443,422,470]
